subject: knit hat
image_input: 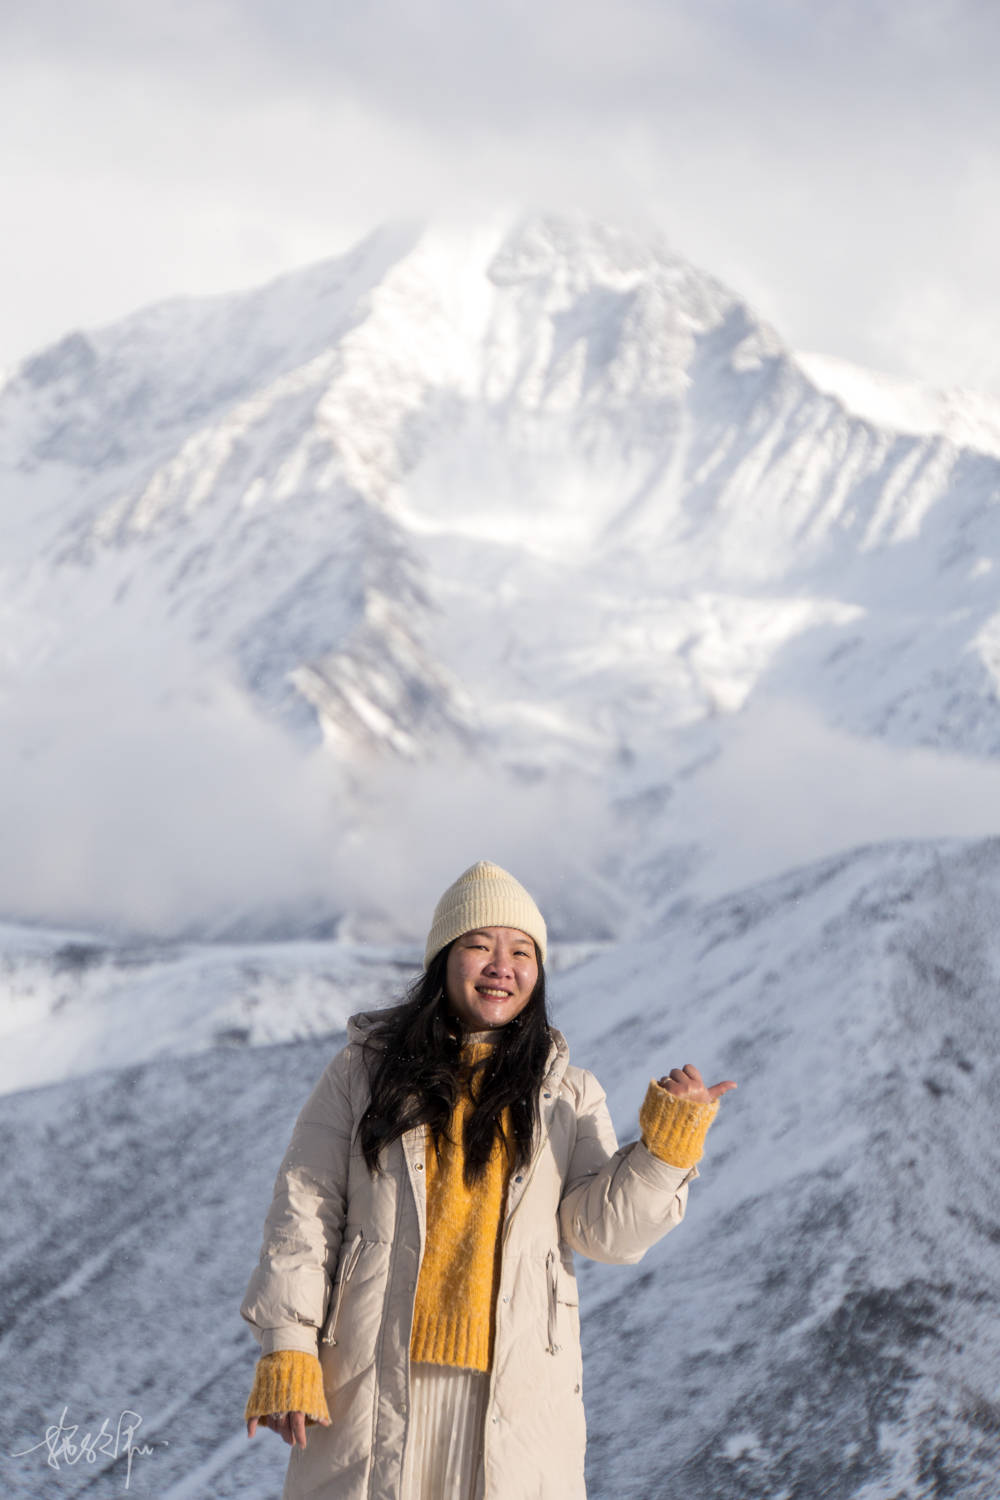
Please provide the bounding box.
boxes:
[424,861,548,968]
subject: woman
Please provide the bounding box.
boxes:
[241,860,735,1499]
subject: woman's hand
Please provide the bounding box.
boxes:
[246,1411,327,1448]
[657,1063,736,1103]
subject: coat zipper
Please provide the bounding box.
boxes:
[484,1064,562,1495]
[502,1072,559,1242]
[321,1230,365,1346]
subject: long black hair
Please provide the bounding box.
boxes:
[358,941,551,1184]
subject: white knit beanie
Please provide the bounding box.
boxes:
[424,861,548,968]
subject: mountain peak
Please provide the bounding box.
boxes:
[4,214,1000,941]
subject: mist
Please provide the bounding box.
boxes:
[676,698,1000,896]
[6,639,1000,944]
[3,1,1000,392]
[0,639,626,944]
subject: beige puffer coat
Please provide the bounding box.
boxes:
[240,1015,699,1499]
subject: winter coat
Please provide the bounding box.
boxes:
[240,1014,700,1500]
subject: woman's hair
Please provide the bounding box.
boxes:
[358,941,551,1184]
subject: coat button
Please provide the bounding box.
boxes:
[514,1175,523,1183]
[415,1162,423,1171]
[492,1415,499,1425]
[502,1294,510,1304]
[543,1092,551,1099]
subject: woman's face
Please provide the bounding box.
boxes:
[444,926,539,1031]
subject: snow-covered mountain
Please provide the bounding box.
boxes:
[4,214,1000,940]
[4,216,1000,1499]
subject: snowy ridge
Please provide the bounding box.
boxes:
[2,838,998,1497]
[0,923,606,1100]
[0,921,413,1096]
[797,349,1000,461]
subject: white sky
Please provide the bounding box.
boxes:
[2,0,1000,392]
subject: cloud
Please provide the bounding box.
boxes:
[2,2,1000,390]
[676,698,1000,896]
[0,634,622,943]
[333,754,626,948]
[4,635,1000,941]
[0,643,345,937]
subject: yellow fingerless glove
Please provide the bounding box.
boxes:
[639,1081,719,1169]
[244,1349,331,1425]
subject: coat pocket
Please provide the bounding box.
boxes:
[545,1249,581,1356]
[321,1230,365,1347]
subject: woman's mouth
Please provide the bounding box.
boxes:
[476,987,512,999]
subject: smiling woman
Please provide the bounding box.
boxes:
[239,860,736,1499]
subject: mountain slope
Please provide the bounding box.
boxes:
[2,837,998,1498]
[568,836,1000,1497]
[4,216,1000,937]
[3,215,1000,771]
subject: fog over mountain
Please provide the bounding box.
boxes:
[2,217,999,1498]
[5,214,1000,939]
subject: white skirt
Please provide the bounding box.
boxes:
[399,1363,489,1500]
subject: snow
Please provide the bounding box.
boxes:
[796,348,1000,460]
[3,836,1000,1496]
[0,926,414,1096]
[4,213,1000,1497]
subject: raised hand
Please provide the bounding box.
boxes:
[657,1063,736,1104]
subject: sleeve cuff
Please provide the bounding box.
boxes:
[639,1081,719,1169]
[244,1349,331,1426]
